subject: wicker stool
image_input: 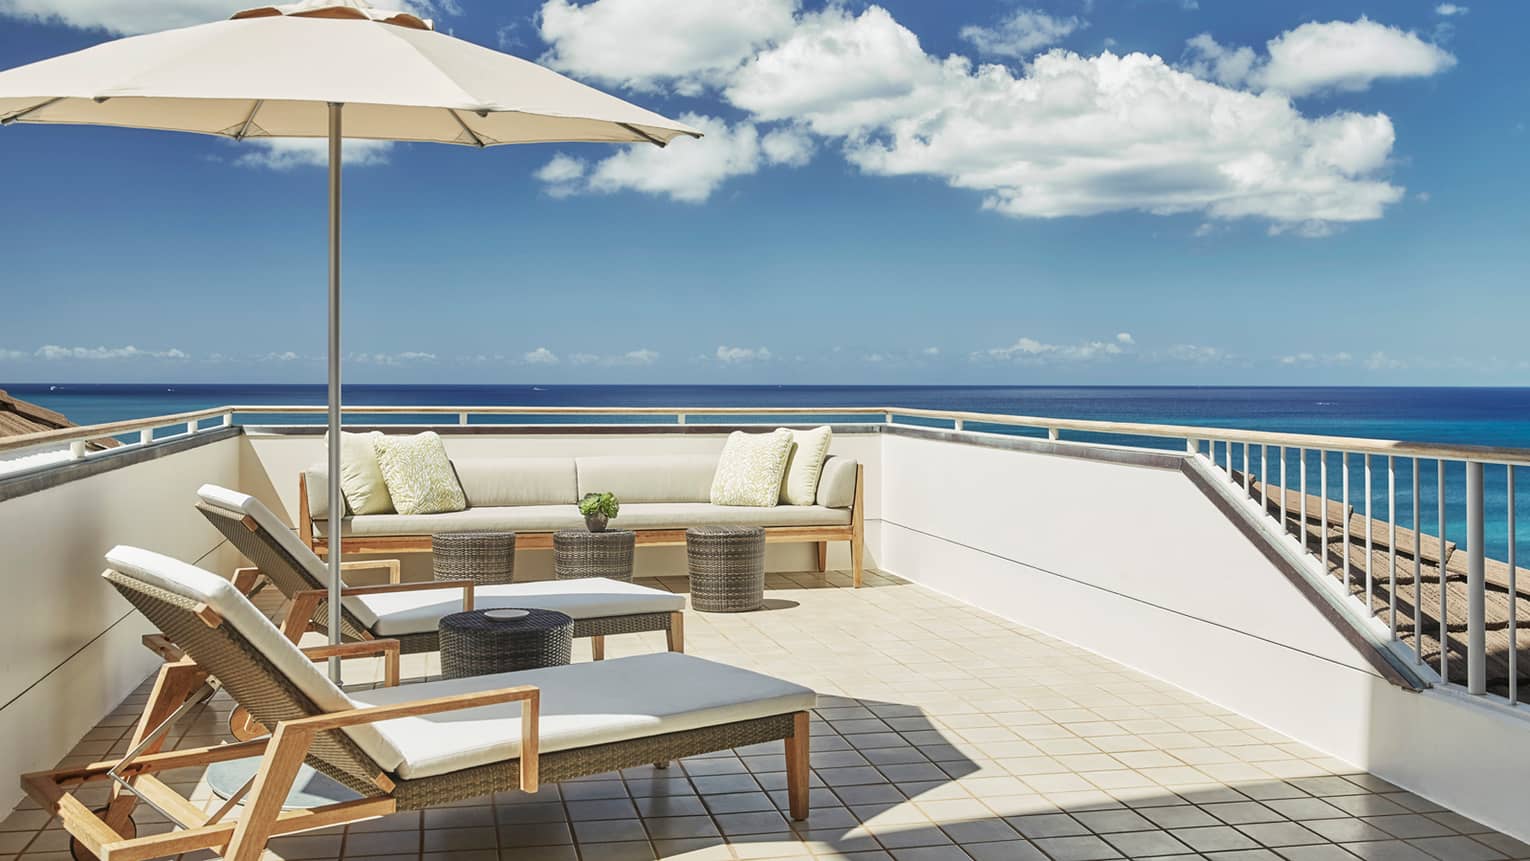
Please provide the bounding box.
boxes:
[554,530,636,582]
[432,532,516,586]
[438,608,572,679]
[686,526,766,613]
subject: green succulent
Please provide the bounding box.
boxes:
[578,491,620,518]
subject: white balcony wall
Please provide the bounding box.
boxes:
[0,437,243,814]
[239,427,882,580]
[877,430,1530,841]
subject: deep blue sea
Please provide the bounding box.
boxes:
[9,383,1529,558]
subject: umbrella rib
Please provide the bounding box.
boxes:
[0,97,64,125]
[233,100,265,140]
[618,122,667,148]
[448,109,487,148]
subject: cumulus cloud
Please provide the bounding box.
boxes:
[351,351,436,365]
[1364,351,1408,370]
[960,9,1085,59]
[1184,18,1456,97]
[35,344,188,360]
[1164,344,1227,363]
[523,347,560,365]
[1116,333,1135,345]
[977,335,1128,363]
[922,346,940,356]
[0,0,457,36]
[536,114,808,203]
[1280,351,1353,366]
[569,349,659,367]
[714,346,772,363]
[233,139,395,171]
[538,0,798,95]
[1435,4,1468,16]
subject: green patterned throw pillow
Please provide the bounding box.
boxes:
[371,432,467,516]
[710,428,795,507]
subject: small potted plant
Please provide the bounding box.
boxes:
[579,491,620,532]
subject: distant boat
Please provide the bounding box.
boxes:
[49,385,58,391]
[533,387,547,392]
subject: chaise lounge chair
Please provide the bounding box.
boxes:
[195,485,686,659]
[25,546,814,861]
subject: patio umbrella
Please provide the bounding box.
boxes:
[0,0,700,680]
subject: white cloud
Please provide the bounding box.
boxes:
[523,347,560,365]
[351,351,436,365]
[538,0,798,95]
[0,0,457,36]
[569,352,600,366]
[1435,4,1468,16]
[1280,351,1353,366]
[960,9,1085,59]
[616,348,659,366]
[1364,351,1408,370]
[536,113,806,203]
[35,344,188,360]
[235,139,395,171]
[1165,344,1226,363]
[0,348,28,360]
[564,349,658,367]
[714,345,772,363]
[260,351,304,362]
[1184,18,1456,97]
[922,346,940,356]
[977,335,1126,363]
[1115,332,1134,345]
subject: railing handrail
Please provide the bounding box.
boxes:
[3,402,1530,465]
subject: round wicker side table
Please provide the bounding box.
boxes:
[432,531,516,586]
[438,608,572,679]
[686,526,766,613]
[554,529,636,582]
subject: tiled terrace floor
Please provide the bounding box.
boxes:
[5,569,1529,861]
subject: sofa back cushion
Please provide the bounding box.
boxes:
[817,456,859,509]
[455,457,578,507]
[576,455,717,504]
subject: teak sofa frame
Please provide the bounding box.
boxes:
[299,464,867,587]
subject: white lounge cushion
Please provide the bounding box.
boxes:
[454,457,577,508]
[315,502,850,538]
[197,484,380,628]
[329,430,393,515]
[350,652,816,779]
[361,578,685,637]
[780,427,833,506]
[576,455,717,504]
[816,457,859,509]
[102,546,402,772]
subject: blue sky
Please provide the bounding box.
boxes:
[0,0,1526,386]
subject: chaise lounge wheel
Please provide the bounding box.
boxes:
[229,706,268,741]
[70,808,136,861]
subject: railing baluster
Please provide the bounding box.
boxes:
[1439,461,1449,680]
[1262,445,1270,513]
[1343,451,1352,595]
[1365,454,1374,605]
[1299,448,1308,552]
[1388,455,1398,638]
[1413,458,1422,664]
[1243,443,1250,492]
[1466,461,1486,695]
[1320,450,1329,570]
[139,428,153,446]
[1224,439,1232,477]
[1278,447,1287,534]
[1509,465,1518,705]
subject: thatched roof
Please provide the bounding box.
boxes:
[0,389,118,449]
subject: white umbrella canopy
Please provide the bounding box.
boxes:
[0,0,699,681]
[0,0,700,145]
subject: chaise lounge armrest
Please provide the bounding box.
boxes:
[300,639,402,687]
[279,684,543,792]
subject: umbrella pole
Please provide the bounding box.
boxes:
[326,101,344,682]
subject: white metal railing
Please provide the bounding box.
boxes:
[4,402,1524,706]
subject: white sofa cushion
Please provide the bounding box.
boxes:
[102,546,402,772]
[576,455,716,504]
[350,652,816,779]
[314,501,851,538]
[361,577,685,636]
[710,429,794,507]
[198,484,380,628]
[329,430,393,515]
[816,456,858,509]
[780,427,832,506]
[454,457,577,508]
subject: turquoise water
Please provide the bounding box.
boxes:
[9,383,1529,559]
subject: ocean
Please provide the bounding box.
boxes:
[8,383,1529,557]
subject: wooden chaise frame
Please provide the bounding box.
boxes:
[299,464,867,587]
[23,568,810,861]
[198,501,685,661]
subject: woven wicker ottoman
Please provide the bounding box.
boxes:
[687,526,766,613]
[433,531,516,586]
[554,529,636,582]
[439,608,573,679]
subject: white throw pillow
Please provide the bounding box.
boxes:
[710,429,795,507]
[324,430,394,515]
[372,432,467,516]
[779,426,833,506]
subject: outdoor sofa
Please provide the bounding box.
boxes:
[24,546,814,861]
[300,452,867,585]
